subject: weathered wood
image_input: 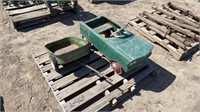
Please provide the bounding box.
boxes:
[33,49,156,112]
[152,5,200,28]
[12,9,50,23]
[162,4,180,16]
[143,12,200,40]
[5,1,35,10]
[8,4,58,16]
[101,73,155,111]
[8,4,47,16]
[128,21,156,42]
[148,25,186,49]
[168,2,200,22]
[136,15,191,46]
[56,67,113,101]
[129,19,182,60]
[82,63,154,112]
[129,16,200,60]
[32,49,47,58]
[50,58,108,91]
[62,66,137,112]
[35,53,49,65]
[11,5,72,23]
[40,64,52,73]
[45,53,101,81]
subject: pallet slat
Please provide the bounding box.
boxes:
[50,58,108,91]
[56,67,113,101]
[33,49,156,112]
[83,64,154,112]
[8,4,58,16]
[62,71,128,112]
[3,3,76,29]
[12,9,50,23]
[129,16,199,60]
[45,53,101,81]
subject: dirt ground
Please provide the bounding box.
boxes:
[0,0,200,112]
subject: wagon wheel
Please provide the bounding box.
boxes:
[110,61,122,75]
[44,0,52,13]
[49,55,59,71]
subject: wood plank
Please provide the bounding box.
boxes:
[56,67,113,101]
[8,4,58,16]
[5,2,35,10]
[8,4,47,16]
[40,64,52,73]
[83,64,154,112]
[129,18,184,60]
[50,58,109,91]
[45,53,101,81]
[12,9,50,23]
[62,61,149,112]
[138,22,146,27]
[129,21,156,42]
[32,49,47,58]
[101,74,154,111]
[11,4,74,23]
[35,53,49,65]
[62,74,121,112]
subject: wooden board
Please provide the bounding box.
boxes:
[129,14,199,60]
[4,1,36,10]
[33,49,157,112]
[3,3,76,29]
[8,4,58,16]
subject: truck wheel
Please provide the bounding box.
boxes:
[111,61,122,75]
[49,55,59,71]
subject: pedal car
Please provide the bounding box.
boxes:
[80,16,153,74]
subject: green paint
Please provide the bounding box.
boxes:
[80,16,153,72]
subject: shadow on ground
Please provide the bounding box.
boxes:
[89,0,135,5]
[111,60,176,110]
[18,4,97,32]
[0,96,5,112]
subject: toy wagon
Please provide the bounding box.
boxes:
[80,16,153,74]
[45,37,90,71]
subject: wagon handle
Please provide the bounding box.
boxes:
[76,60,113,82]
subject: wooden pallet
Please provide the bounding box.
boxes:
[129,11,200,60]
[33,49,157,112]
[3,2,76,29]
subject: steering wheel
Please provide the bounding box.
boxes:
[110,24,128,37]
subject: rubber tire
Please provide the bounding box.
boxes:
[49,55,59,71]
[111,61,122,75]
